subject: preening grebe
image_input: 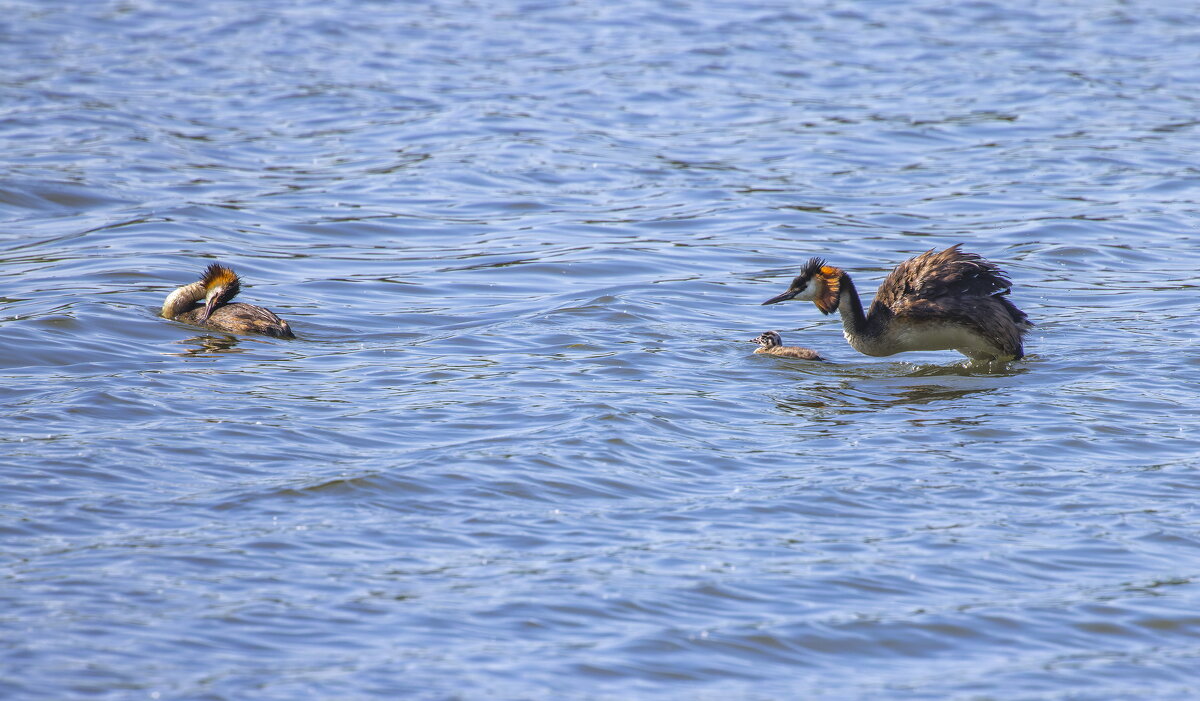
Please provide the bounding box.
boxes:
[749,331,824,360]
[161,263,295,339]
[762,244,1030,361]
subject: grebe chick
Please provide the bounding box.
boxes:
[762,244,1030,361]
[749,331,823,360]
[161,263,295,339]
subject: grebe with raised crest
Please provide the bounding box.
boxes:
[161,263,294,339]
[762,244,1029,361]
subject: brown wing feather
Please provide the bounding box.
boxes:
[873,244,1012,313]
[869,244,1029,358]
[176,302,294,339]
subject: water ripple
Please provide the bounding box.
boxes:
[4,0,1200,698]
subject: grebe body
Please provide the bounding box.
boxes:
[750,331,823,361]
[762,245,1029,361]
[162,263,294,339]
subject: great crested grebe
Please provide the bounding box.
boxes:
[762,244,1030,361]
[749,331,824,361]
[161,263,295,339]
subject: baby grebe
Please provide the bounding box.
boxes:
[161,263,294,339]
[749,331,823,360]
[762,244,1029,361]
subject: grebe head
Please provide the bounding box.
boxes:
[198,263,241,323]
[762,257,842,314]
[749,330,783,348]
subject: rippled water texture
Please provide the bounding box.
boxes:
[4,0,1200,698]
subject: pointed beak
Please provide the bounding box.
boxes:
[761,289,797,305]
[199,293,219,323]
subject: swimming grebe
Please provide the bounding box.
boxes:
[749,331,824,360]
[762,244,1030,361]
[161,263,295,339]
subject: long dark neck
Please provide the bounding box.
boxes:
[835,273,869,338]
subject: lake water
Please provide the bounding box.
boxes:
[4,0,1200,698]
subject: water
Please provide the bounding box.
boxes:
[3,0,1200,698]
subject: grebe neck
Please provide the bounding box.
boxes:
[835,273,869,338]
[836,273,894,356]
[162,280,206,319]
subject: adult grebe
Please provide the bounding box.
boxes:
[749,331,824,361]
[161,263,295,339]
[762,244,1030,361]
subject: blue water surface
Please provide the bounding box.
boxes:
[3,0,1200,698]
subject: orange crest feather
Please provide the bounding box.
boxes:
[201,263,240,291]
[814,266,842,314]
